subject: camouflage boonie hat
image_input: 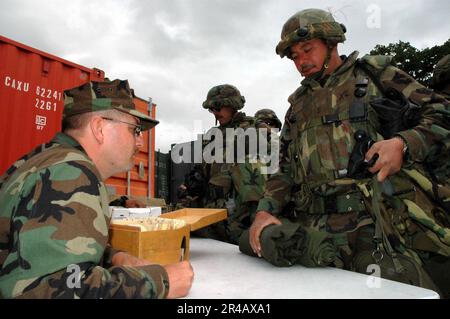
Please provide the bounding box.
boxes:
[254,108,282,129]
[202,84,246,111]
[63,79,159,131]
[431,54,450,89]
[276,8,346,58]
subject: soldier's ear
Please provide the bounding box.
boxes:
[90,115,106,144]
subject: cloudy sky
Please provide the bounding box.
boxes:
[1,0,449,152]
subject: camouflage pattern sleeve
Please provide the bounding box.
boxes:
[0,159,168,299]
[231,161,266,204]
[15,263,169,299]
[256,116,295,215]
[379,65,450,162]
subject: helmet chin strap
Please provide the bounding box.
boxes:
[308,44,334,82]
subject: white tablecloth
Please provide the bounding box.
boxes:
[185,238,439,299]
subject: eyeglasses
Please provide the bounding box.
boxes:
[256,120,281,129]
[208,106,223,113]
[101,117,142,136]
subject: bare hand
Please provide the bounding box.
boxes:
[249,211,282,257]
[125,199,146,208]
[111,252,155,266]
[164,261,194,299]
[366,137,405,182]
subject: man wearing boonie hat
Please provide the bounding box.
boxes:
[0,79,193,299]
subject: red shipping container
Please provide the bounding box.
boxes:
[0,35,104,175]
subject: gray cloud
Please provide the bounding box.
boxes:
[1,0,449,152]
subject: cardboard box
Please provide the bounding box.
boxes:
[109,208,227,265]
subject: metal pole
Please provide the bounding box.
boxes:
[127,171,131,196]
[148,97,153,199]
[155,150,159,198]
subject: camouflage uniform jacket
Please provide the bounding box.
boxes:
[437,90,450,100]
[0,133,169,299]
[257,51,450,261]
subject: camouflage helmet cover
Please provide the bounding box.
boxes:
[63,79,159,131]
[431,54,450,89]
[254,108,282,129]
[202,84,246,111]
[276,8,346,58]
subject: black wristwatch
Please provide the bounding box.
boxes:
[394,135,409,160]
[118,196,129,207]
[109,195,129,207]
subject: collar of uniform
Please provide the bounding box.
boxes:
[300,77,322,91]
[51,132,104,182]
[53,132,86,153]
[332,51,360,77]
[300,51,360,90]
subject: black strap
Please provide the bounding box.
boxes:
[322,113,340,124]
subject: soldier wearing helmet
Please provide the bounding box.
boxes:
[425,54,450,194]
[275,8,346,81]
[202,84,250,127]
[254,108,282,131]
[431,54,450,99]
[248,8,450,296]
[180,84,267,244]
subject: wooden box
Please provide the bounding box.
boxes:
[109,208,227,265]
[162,208,227,231]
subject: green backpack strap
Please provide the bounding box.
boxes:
[371,178,406,274]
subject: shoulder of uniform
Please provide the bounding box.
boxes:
[0,146,99,197]
[27,146,96,179]
[44,146,94,167]
[358,54,394,71]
